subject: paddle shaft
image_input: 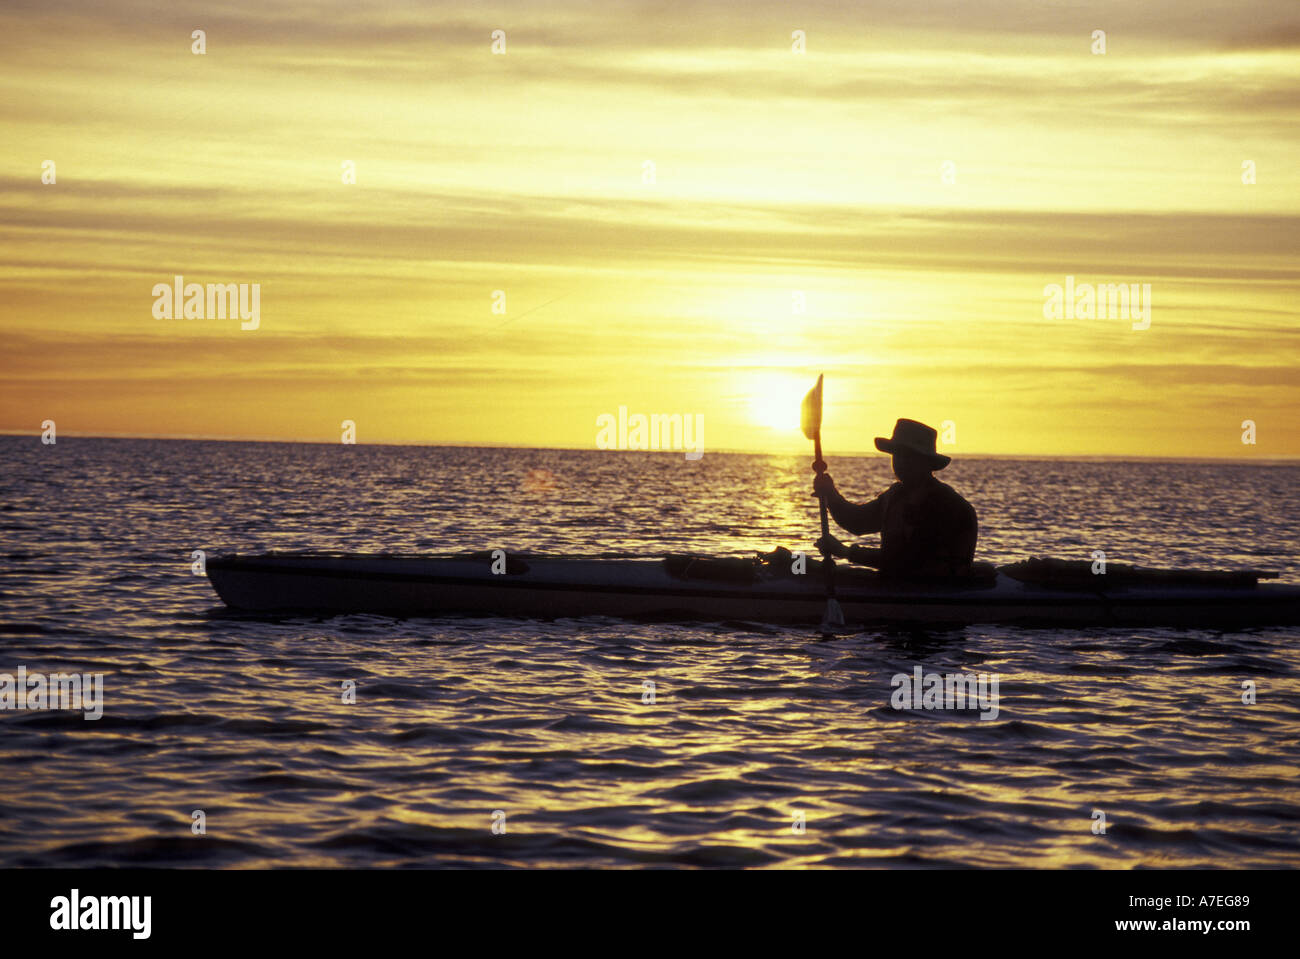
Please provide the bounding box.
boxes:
[811,434,837,598]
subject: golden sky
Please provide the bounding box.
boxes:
[1,0,1297,456]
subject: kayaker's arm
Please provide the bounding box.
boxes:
[815,535,884,568]
[845,545,883,567]
[813,473,886,535]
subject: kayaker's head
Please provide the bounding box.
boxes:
[891,448,935,485]
[875,419,950,486]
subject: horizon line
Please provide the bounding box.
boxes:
[3,431,1296,464]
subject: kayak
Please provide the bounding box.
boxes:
[204,552,1300,627]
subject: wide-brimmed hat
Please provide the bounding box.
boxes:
[874,418,951,470]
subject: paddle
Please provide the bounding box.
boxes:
[801,374,845,629]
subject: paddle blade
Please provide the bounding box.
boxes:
[800,374,824,440]
[821,597,845,630]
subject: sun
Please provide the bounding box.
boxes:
[747,374,811,432]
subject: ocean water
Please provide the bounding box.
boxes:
[1,436,1298,868]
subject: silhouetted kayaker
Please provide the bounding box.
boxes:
[812,418,977,578]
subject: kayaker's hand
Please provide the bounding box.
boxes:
[845,545,882,568]
[812,472,836,498]
[814,535,848,559]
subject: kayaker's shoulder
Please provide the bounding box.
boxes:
[932,479,977,514]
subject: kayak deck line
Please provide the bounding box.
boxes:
[206,556,1290,608]
[203,552,1300,626]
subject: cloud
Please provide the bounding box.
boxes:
[6,1,1297,51]
[2,175,1298,287]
